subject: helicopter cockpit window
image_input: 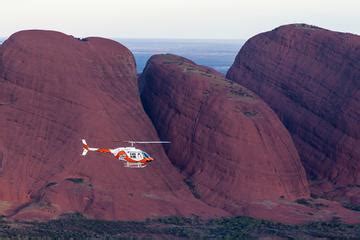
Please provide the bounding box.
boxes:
[143,152,150,158]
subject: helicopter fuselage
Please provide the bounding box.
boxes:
[82,139,163,168]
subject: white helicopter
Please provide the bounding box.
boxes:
[81,139,170,168]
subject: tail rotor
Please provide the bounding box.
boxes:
[82,139,89,156]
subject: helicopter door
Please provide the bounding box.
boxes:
[130,152,137,159]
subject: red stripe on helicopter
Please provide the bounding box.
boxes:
[96,148,111,153]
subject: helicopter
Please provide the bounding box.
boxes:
[81,139,170,168]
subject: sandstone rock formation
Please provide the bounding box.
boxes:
[0,30,226,220]
[140,54,310,214]
[227,24,360,200]
[1,29,358,224]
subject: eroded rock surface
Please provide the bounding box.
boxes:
[140,54,309,214]
[227,24,360,201]
[0,30,226,220]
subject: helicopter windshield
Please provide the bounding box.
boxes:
[143,152,150,158]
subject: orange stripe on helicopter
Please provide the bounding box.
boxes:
[115,151,136,162]
[115,150,126,159]
[99,149,153,164]
[124,156,139,163]
[140,158,153,163]
[96,148,111,153]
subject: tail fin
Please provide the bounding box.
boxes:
[82,139,89,156]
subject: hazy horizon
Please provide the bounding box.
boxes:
[118,38,244,73]
[0,35,246,40]
[0,37,243,74]
[1,0,359,39]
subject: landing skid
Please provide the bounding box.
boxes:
[124,162,147,168]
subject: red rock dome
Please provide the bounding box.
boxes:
[140,54,309,213]
[0,30,226,220]
[227,24,360,200]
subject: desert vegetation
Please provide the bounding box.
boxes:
[0,214,359,239]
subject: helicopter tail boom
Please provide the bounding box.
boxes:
[81,139,112,156]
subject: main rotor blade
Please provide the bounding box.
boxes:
[126,141,171,144]
[112,140,171,144]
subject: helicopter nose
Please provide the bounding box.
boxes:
[148,157,154,162]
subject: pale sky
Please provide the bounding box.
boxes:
[1,0,359,39]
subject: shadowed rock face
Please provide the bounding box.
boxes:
[227,24,360,200]
[0,30,227,220]
[140,54,309,214]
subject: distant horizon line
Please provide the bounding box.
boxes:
[0,36,245,41]
[113,37,245,40]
